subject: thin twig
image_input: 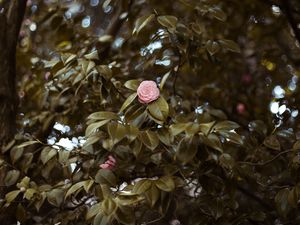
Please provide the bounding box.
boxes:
[239,149,293,166]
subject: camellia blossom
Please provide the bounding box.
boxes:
[99,155,116,170]
[137,80,160,104]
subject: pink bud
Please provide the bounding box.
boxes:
[236,103,246,114]
[108,155,116,164]
[106,160,115,166]
[99,155,116,170]
[100,163,111,169]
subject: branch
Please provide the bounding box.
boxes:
[0,2,27,225]
[0,0,27,144]
[239,149,293,166]
[280,0,300,45]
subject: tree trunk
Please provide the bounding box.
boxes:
[0,1,27,224]
[0,0,27,145]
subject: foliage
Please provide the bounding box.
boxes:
[1,0,300,224]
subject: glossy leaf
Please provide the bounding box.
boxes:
[157,15,178,30]
[133,14,155,35]
[147,96,169,123]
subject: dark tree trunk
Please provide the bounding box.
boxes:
[0,0,27,145]
[0,1,27,224]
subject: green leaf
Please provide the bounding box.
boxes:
[288,187,299,208]
[87,111,118,120]
[264,135,280,150]
[10,147,24,164]
[115,206,135,225]
[24,188,38,200]
[95,169,117,186]
[65,181,87,199]
[206,40,220,55]
[218,130,243,145]
[132,139,142,157]
[200,133,223,152]
[126,125,139,142]
[138,130,159,150]
[2,139,15,153]
[214,121,240,131]
[169,123,188,136]
[17,176,30,189]
[277,129,295,139]
[16,203,26,223]
[34,192,46,212]
[155,176,175,192]
[102,198,117,215]
[93,212,109,225]
[5,190,21,204]
[84,180,94,192]
[40,147,57,165]
[85,119,111,136]
[133,179,152,194]
[108,123,127,145]
[176,136,198,163]
[199,121,216,136]
[147,96,169,123]
[275,188,291,217]
[84,50,99,60]
[20,153,33,173]
[125,105,147,127]
[191,22,204,35]
[219,153,235,169]
[58,150,70,165]
[185,123,200,137]
[79,59,95,75]
[47,189,64,207]
[5,170,20,186]
[133,14,155,35]
[219,39,241,53]
[119,93,137,113]
[158,128,172,146]
[209,7,227,21]
[293,140,300,150]
[157,15,178,30]
[145,184,160,207]
[61,53,77,65]
[96,65,112,80]
[124,79,140,91]
[159,71,171,90]
[83,135,102,149]
[86,203,102,220]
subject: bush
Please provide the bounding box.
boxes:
[1,0,300,224]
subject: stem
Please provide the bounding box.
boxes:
[239,149,293,166]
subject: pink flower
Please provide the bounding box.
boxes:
[99,155,116,170]
[137,80,160,104]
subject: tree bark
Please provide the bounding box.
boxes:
[0,1,27,224]
[0,0,27,145]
